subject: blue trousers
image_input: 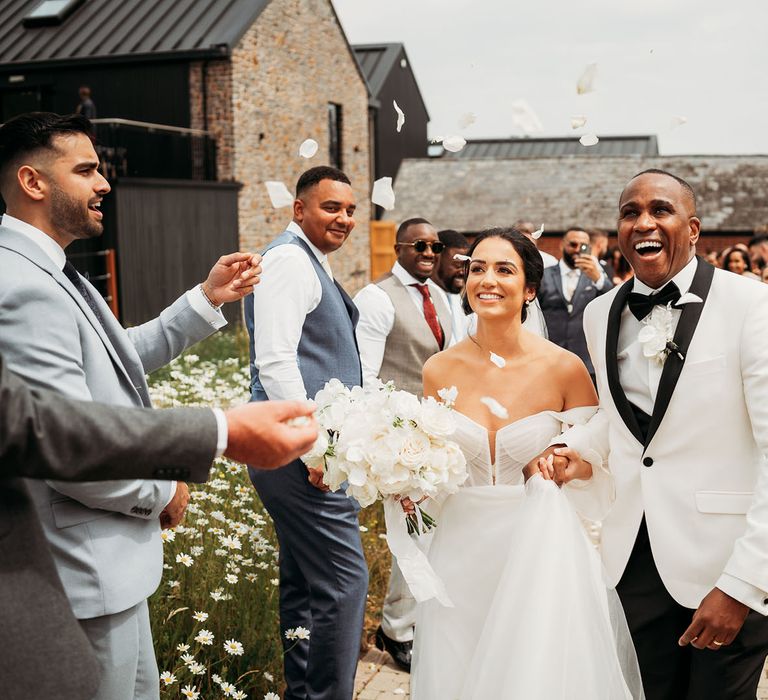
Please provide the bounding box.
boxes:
[249,460,368,700]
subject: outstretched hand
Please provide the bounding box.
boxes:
[678,588,750,650]
[202,252,262,306]
[523,445,593,485]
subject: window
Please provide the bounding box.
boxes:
[328,103,343,170]
[23,0,85,27]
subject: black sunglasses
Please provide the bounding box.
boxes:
[399,240,446,254]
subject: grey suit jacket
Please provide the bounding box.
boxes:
[0,351,218,700]
[0,226,221,619]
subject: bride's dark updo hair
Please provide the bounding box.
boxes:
[461,227,544,323]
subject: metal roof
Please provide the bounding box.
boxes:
[0,0,270,68]
[353,43,404,99]
[388,154,768,233]
[440,135,659,159]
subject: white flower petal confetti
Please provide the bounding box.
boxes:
[510,99,544,134]
[264,181,295,208]
[576,63,598,94]
[677,292,703,305]
[458,112,477,129]
[394,100,405,133]
[579,133,599,147]
[371,177,396,210]
[571,115,587,129]
[489,352,506,368]
[437,385,459,406]
[670,115,688,129]
[442,135,467,153]
[394,690,406,696]
[480,396,509,419]
[453,253,471,261]
[298,139,318,159]
[531,224,544,240]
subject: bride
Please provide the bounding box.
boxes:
[409,228,643,699]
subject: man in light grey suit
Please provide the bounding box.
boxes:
[1,350,319,700]
[0,111,259,700]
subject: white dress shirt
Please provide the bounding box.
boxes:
[558,257,606,302]
[1,213,229,460]
[250,221,331,401]
[354,262,452,387]
[539,249,558,268]
[446,292,470,344]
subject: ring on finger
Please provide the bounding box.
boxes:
[712,640,724,647]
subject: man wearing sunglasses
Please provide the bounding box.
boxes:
[354,217,453,671]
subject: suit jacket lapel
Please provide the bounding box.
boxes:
[549,266,566,304]
[605,279,645,444]
[335,280,360,327]
[644,258,715,449]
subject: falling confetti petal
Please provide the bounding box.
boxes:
[670,115,688,129]
[579,133,599,147]
[264,181,295,208]
[576,63,598,95]
[442,135,467,153]
[480,396,509,419]
[489,352,506,368]
[531,224,544,240]
[430,135,444,144]
[458,112,477,129]
[394,100,405,133]
[453,253,471,261]
[570,115,587,129]
[510,99,544,134]
[371,177,396,210]
[298,139,318,159]
[394,690,406,696]
[437,385,459,405]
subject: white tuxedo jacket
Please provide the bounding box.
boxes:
[566,260,768,613]
[0,227,221,619]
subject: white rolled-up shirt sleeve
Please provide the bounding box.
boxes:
[250,246,321,401]
[353,284,395,387]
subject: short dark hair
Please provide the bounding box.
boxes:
[461,227,544,322]
[588,228,608,240]
[295,166,350,198]
[0,111,93,189]
[564,226,588,237]
[629,168,697,213]
[437,229,468,249]
[396,217,432,242]
[749,234,768,248]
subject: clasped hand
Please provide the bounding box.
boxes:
[201,251,263,306]
[524,445,593,485]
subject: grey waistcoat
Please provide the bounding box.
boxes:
[245,231,362,401]
[375,273,452,397]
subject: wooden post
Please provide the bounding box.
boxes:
[369,220,397,281]
[104,248,119,318]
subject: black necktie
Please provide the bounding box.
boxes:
[626,281,681,321]
[62,260,108,329]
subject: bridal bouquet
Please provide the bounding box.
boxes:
[302,378,467,605]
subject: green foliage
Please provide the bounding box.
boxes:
[147,331,390,699]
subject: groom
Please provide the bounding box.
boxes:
[556,169,768,699]
[245,166,368,700]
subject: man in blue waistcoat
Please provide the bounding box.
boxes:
[245,166,368,700]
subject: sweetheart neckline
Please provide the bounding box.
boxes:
[453,408,570,436]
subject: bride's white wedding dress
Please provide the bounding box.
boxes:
[411,407,644,699]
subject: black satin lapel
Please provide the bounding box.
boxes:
[644,258,716,449]
[606,279,644,444]
[335,280,360,326]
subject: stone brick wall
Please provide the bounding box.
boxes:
[190,0,371,293]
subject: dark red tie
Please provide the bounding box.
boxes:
[412,283,444,349]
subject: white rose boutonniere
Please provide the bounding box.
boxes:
[638,293,703,365]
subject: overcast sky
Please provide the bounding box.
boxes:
[333,0,768,155]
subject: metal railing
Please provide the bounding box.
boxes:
[91,118,217,181]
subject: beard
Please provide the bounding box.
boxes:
[447,275,465,294]
[562,250,576,268]
[49,182,103,241]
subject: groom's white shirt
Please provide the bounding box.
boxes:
[563,257,768,615]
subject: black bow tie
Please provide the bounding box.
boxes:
[626,281,681,321]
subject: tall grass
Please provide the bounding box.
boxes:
[147,330,390,699]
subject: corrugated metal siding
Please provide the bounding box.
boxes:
[442,136,659,159]
[0,0,268,67]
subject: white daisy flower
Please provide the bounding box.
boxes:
[176,643,190,652]
[192,611,208,622]
[180,686,200,700]
[223,639,245,656]
[225,574,239,584]
[159,671,176,686]
[175,553,194,567]
[194,629,214,645]
[160,529,175,543]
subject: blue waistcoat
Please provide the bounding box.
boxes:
[244,231,362,402]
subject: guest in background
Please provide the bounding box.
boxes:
[748,234,768,272]
[75,86,97,119]
[722,247,760,280]
[432,229,470,343]
[538,227,613,380]
[354,217,453,671]
[514,219,558,268]
[609,245,634,284]
[588,228,615,280]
